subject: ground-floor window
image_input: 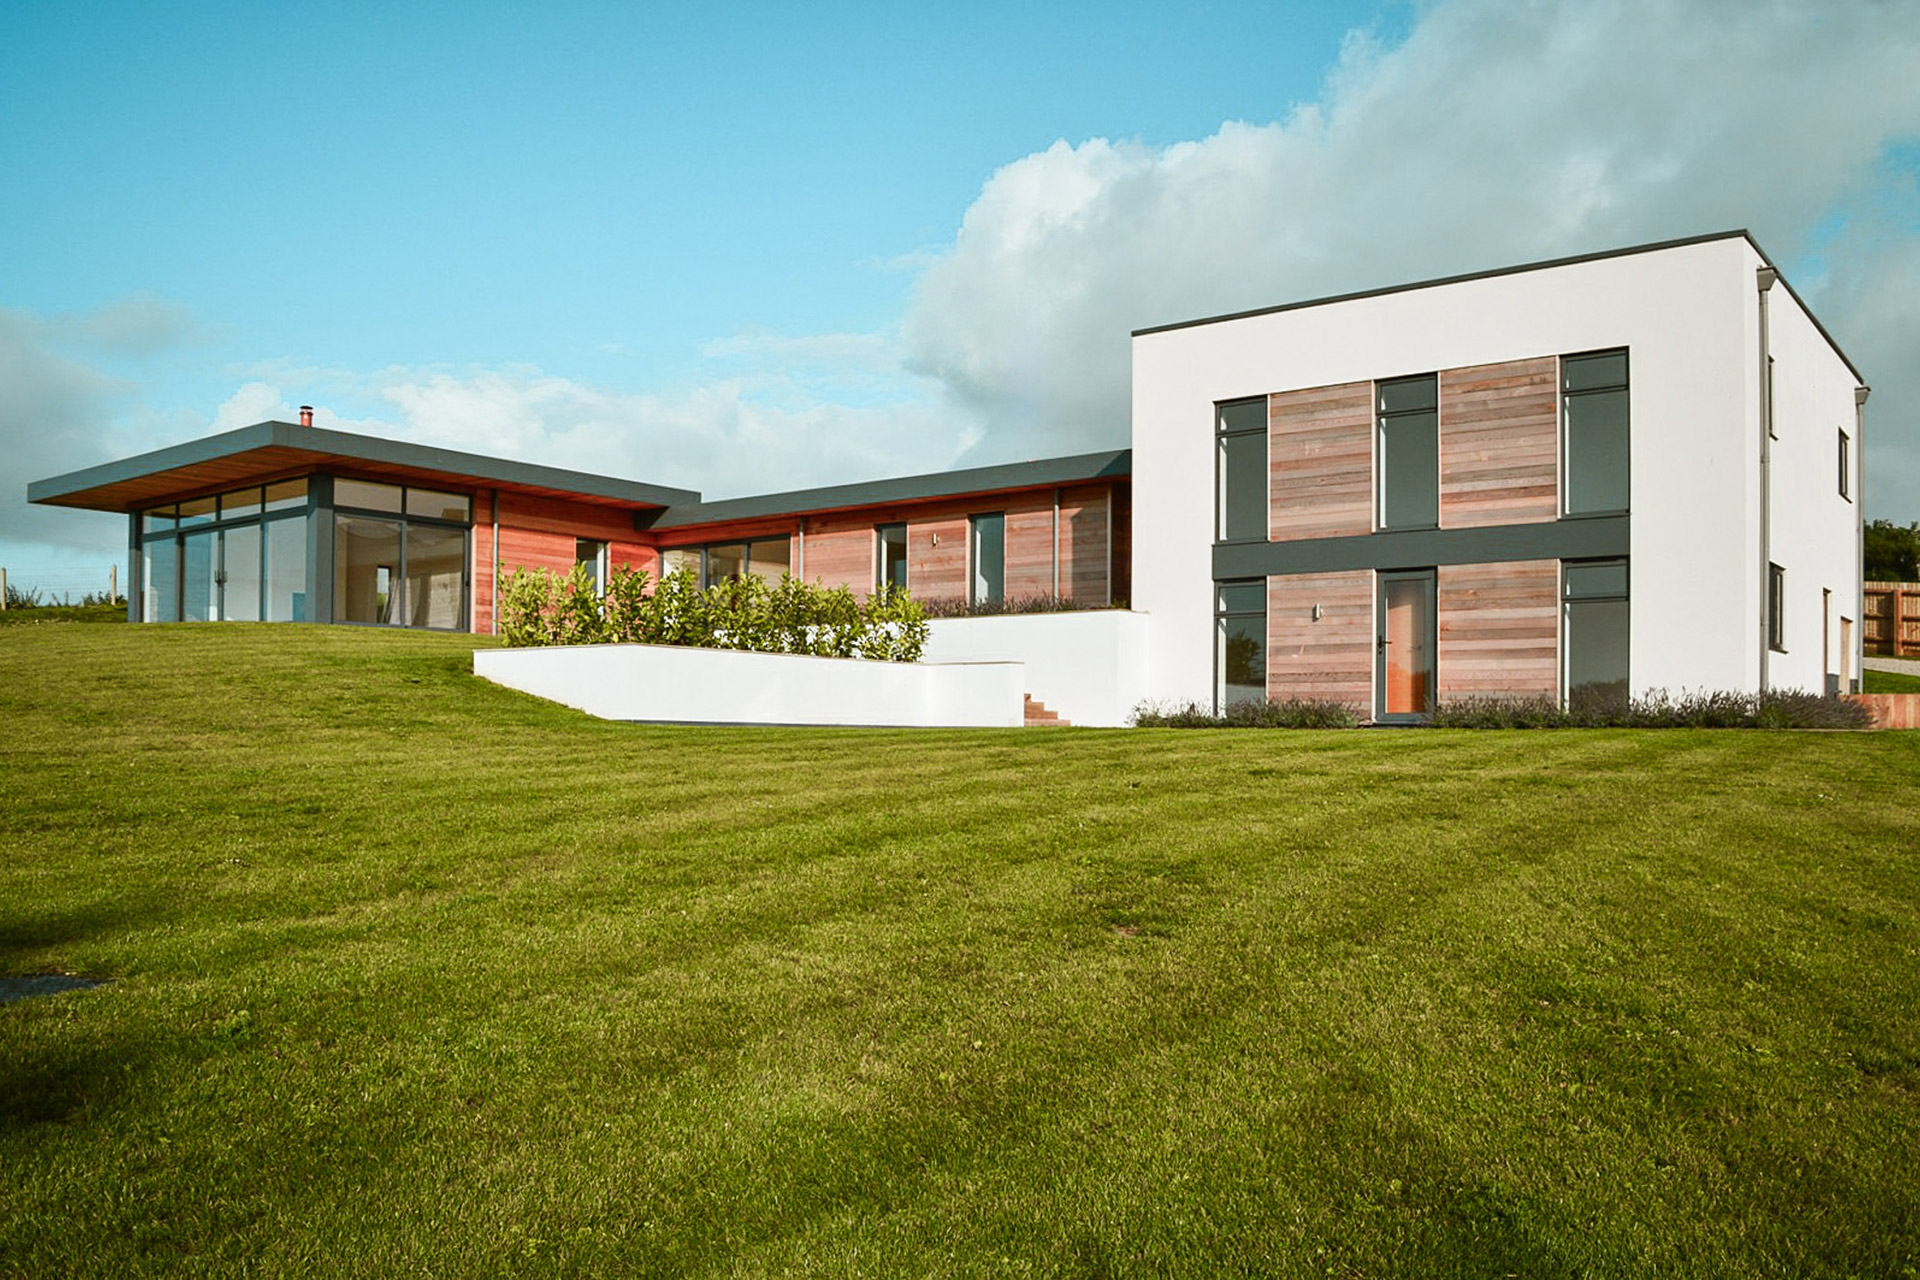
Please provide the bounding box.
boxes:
[1216,580,1266,709]
[140,481,309,623]
[969,513,1005,604]
[334,517,466,628]
[1564,558,1629,709]
[662,537,791,587]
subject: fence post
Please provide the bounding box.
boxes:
[1,567,7,610]
[110,564,117,603]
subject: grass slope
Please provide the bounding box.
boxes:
[2,624,1917,1278]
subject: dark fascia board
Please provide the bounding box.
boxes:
[27,421,702,511]
[640,448,1132,531]
[1134,230,1866,386]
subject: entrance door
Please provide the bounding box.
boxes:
[1377,570,1436,722]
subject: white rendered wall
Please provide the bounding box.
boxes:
[922,610,1151,727]
[1130,235,1845,705]
[475,644,1027,727]
[1764,282,1867,692]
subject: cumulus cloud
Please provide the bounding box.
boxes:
[903,0,1920,495]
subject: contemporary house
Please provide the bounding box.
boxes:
[29,231,1867,721]
[1133,230,1867,716]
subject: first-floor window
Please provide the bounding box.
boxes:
[1839,429,1851,500]
[1769,562,1786,652]
[970,513,1004,604]
[1216,580,1267,710]
[876,524,908,591]
[1564,559,1629,711]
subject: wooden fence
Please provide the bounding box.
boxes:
[1864,581,1920,657]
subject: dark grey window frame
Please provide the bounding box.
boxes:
[1562,348,1631,517]
[1768,562,1787,652]
[1839,429,1851,501]
[969,511,1006,605]
[1375,567,1437,724]
[1375,374,1439,532]
[1215,578,1267,712]
[330,476,473,631]
[876,523,908,592]
[134,479,315,624]
[1563,557,1630,710]
[661,537,792,589]
[1215,397,1268,543]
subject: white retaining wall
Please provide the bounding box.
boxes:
[922,610,1151,727]
[475,644,1028,727]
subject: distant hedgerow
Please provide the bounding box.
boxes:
[496,565,929,662]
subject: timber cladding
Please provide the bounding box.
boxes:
[1270,382,1373,543]
[1435,559,1559,702]
[1439,358,1559,528]
[1266,570,1373,708]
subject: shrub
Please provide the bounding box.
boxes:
[495,565,928,663]
[918,593,1119,619]
[1432,688,1872,730]
[1131,698,1361,729]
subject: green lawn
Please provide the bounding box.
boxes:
[3,624,1917,1278]
[1864,663,1920,693]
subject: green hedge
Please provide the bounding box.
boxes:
[496,565,929,662]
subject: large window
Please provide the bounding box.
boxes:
[1564,558,1629,710]
[1216,398,1267,541]
[331,479,470,629]
[1376,375,1438,530]
[1216,580,1267,709]
[662,538,791,588]
[877,524,908,591]
[970,512,1005,604]
[1563,350,1629,515]
[139,480,309,624]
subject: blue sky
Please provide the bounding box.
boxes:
[3,0,1917,596]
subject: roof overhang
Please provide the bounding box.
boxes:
[641,448,1131,533]
[27,421,701,514]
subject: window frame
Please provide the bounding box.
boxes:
[875,523,908,593]
[1562,557,1631,711]
[1374,374,1439,532]
[1839,428,1852,501]
[137,480,314,624]
[1560,348,1631,518]
[1214,578,1267,712]
[968,512,1005,606]
[1215,397,1269,543]
[1768,562,1787,653]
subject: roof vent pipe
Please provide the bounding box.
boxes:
[299,405,314,427]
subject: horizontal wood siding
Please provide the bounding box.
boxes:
[1439,358,1558,528]
[1271,382,1373,542]
[1059,485,1111,604]
[1267,570,1373,708]
[1005,501,1055,599]
[800,514,875,596]
[1436,559,1559,702]
[498,493,636,541]
[496,525,577,578]
[908,515,970,602]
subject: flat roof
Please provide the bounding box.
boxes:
[642,448,1131,531]
[27,421,702,513]
[1132,229,1865,384]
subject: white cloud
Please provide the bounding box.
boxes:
[901,0,1920,506]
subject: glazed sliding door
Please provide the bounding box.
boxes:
[1376,570,1435,722]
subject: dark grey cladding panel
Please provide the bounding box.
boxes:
[1212,516,1630,579]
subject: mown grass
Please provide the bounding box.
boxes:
[1864,663,1920,693]
[2,622,1917,1277]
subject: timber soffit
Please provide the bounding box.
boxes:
[27,421,704,513]
[638,449,1132,531]
[1131,230,1865,385]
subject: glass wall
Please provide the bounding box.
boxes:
[138,481,308,623]
[330,479,470,629]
